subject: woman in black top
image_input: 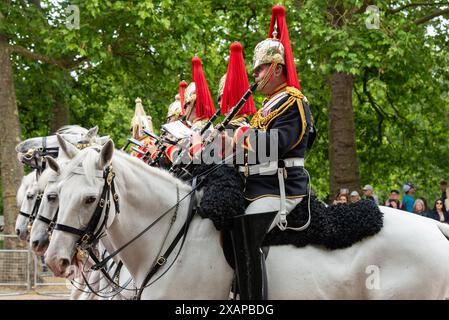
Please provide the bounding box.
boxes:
[425,199,449,223]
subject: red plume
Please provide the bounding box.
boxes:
[268,5,300,89]
[191,57,215,118]
[221,42,256,116]
[179,80,188,115]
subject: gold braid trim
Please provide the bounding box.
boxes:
[229,116,248,128]
[250,87,305,131]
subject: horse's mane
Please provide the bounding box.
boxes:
[55,125,89,135]
[59,144,191,191]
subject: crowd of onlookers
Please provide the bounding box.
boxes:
[332,180,449,223]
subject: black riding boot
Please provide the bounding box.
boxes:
[230,212,277,300]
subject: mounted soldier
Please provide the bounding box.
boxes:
[166,57,216,165]
[226,5,315,300]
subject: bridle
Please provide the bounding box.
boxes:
[22,136,59,173]
[51,157,227,299]
[54,165,120,252]
[19,191,43,233]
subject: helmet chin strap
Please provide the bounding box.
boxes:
[256,53,284,92]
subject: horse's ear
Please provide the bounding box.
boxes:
[45,156,60,175]
[86,126,99,139]
[99,139,114,169]
[57,134,79,159]
[96,135,110,146]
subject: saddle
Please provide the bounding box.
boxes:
[193,164,384,267]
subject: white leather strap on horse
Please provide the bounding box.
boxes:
[239,157,309,231]
[238,157,304,176]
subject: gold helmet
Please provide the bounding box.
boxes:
[217,74,226,102]
[253,5,300,89]
[184,82,196,105]
[166,94,182,120]
[252,38,285,71]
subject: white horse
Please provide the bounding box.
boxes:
[16,171,37,209]
[45,139,449,299]
[29,160,135,300]
[27,135,135,300]
[15,126,107,240]
[15,174,41,241]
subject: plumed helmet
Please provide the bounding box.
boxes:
[166,94,182,119]
[253,38,285,71]
[184,82,196,105]
[252,5,300,89]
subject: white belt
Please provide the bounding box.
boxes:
[239,157,305,231]
[238,158,304,176]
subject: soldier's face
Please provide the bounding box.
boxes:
[253,64,270,84]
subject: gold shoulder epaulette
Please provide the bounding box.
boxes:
[285,86,305,100]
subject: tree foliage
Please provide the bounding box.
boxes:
[1,0,448,208]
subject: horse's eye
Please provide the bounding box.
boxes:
[27,194,34,200]
[85,196,97,204]
[47,194,57,202]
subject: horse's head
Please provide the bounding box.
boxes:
[30,132,108,257]
[29,166,61,256]
[45,138,115,278]
[15,179,41,242]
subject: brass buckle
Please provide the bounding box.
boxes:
[157,256,166,266]
[80,234,90,243]
[107,167,115,186]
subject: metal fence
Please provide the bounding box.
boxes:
[0,235,30,288]
[0,234,70,297]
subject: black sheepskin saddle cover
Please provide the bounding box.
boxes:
[263,196,383,250]
[192,164,384,250]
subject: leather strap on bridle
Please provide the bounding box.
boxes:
[26,193,43,228]
[135,177,198,300]
[54,165,120,249]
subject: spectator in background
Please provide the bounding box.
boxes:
[440,180,447,201]
[384,189,403,210]
[350,191,361,203]
[362,184,379,205]
[413,198,427,216]
[333,192,349,205]
[425,199,449,223]
[386,198,401,209]
[402,182,416,212]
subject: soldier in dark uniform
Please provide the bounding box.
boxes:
[166,57,216,165]
[227,5,315,300]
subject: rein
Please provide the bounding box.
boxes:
[53,158,226,299]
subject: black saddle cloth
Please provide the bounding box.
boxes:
[192,164,384,251]
[263,196,383,250]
